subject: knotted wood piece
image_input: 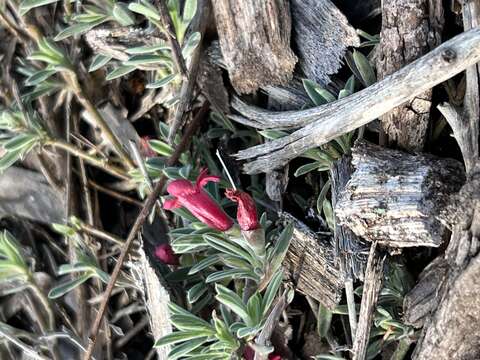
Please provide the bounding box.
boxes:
[211,0,297,94]
[280,213,344,310]
[335,141,464,248]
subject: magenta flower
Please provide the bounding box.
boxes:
[225,189,259,231]
[243,347,282,360]
[164,169,234,231]
[155,244,179,265]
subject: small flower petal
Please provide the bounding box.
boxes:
[163,197,180,210]
[196,168,221,189]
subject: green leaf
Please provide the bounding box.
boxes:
[54,18,108,41]
[170,314,214,332]
[352,50,376,87]
[48,273,92,299]
[303,79,331,106]
[317,303,333,339]
[154,330,207,347]
[128,1,161,21]
[258,129,288,140]
[206,269,259,284]
[51,223,76,237]
[0,148,24,172]
[126,42,169,54]
[89,54,112,72]
[262,271,283,315]
[268,224,294,274]
[168,337,208,360]
[183,0,197,24]
[19,0,59,16]
[112,3,135,26]
[294,162,322,177]
[105,65,136,81]
[148,139,175,156]
[215,284,251,325]
[316,179,331,215]
[187,282,208,304]
[204,235,254,264]
[182,31,201,59]
[3,134,38,152]
[146,73,177,89]
[125,54,171,66]
[188,255,220,275]
[25,69,58,86]
[246,293,262,325]
[322,200,335,231]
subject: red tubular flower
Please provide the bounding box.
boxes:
[164,169,234,231]
[154,244,179,265]
[225,189,259,231]
[139,136,156,158]
[243,347,281,360]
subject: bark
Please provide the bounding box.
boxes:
[291,0,359,86]
[211,0,297,94]
[280,212,344,310]
[376,0,443,151]
[335,141,464,247]
[230,28,480,174]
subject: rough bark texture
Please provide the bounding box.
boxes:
[376,0,443,151]
[352,243,386,360]
[230,28,480,174]
[336,141,464,247]
[291,0,359,86]
[211,0,297,94]
[331,156,368,281]
[280,213,344,310]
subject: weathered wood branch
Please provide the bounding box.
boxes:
[335,141,464,247]
[230,28,480,174]
[280,213,344,310]
[376,0,443,150]
[352,242,386,360]
[291,0,359,86]
[211,0,297,94]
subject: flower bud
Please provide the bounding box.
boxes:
[154,244,179,265]
[225,189,259,231]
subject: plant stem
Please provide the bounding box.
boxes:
[45,140,130,180]
[63,72,135,170]
[29,283,55,331]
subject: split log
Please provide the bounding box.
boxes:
[290,0,359,86]
[351,242,386,360]
[376,0,443,151]
[211,0,297,94]
[331,156,368,280]
[280,213,344,310]
[229,27,480,174]
[335,141,464,247]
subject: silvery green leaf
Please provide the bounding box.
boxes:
[170,314,214,332]
[3,134,37,151]
[182,32,201,59]
[128,1,161,20]
[126,43,169,54]
[0,148,23,172]
[182,0,197,24]
[188,255,220,275]
[168,337,208,360]
[112,3,135,26]
[215,284,251,325]
[352,50,376,87]
[105,65,136,81]
[187,282,208,303]
[51,223,77,237]
[25,69,58,86]
[204,235,254,264]
[19,0,60,16]
[262,270,283,315]
[268,223,294,274]
[322,200,334,231]
[236,326,258,338]
[317,303,333,339]
[89,54,112,72]
[294,162,322,177]
[54,18,108,41]
[317,179,331,215]
[146,73,178,89]
[154,330,207,347]
[148,139,174,156]
[48,273,92,299]
[205,269,259,284]
[125,54,170,66]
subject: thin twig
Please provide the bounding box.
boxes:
[82,102,209,360]
[86,179,143,207]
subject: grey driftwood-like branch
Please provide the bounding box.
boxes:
[210,0,297,94]
[335,141,464,247]
[230,27,480,174]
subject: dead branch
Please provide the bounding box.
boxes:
[230,28,480,173]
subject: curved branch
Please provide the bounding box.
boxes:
[231,28,480,174]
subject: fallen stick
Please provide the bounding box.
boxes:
[230,28,480,174]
